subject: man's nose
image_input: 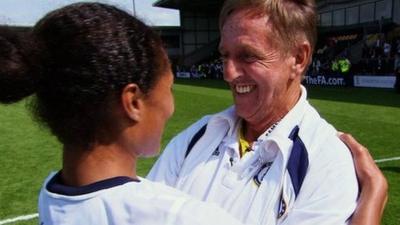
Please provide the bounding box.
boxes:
[223,59,242,82]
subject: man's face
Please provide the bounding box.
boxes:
[219,9,299,125]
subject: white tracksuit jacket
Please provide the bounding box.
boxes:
[148,86,359,225]
[39,172,249,225]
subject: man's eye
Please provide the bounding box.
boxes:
[242,55,257,63]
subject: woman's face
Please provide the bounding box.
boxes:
[136,68,175,157]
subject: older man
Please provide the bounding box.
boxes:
[149,1,366,224]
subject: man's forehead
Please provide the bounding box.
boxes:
[221,12,272,41]
[219,40,264,53]
[219,26,274,53]
[223,7,270,28]
[218,39,271,55]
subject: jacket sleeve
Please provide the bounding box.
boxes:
[146,116,210,187]
[279,138,359,225]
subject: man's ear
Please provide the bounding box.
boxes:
[121,83,144,122]
[290,41,312,79]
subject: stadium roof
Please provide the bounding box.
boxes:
[154,0,340,12]
[154,0,223,12]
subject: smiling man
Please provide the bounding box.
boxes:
[148,0,359,224]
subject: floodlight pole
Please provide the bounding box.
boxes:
[132,0,137,16]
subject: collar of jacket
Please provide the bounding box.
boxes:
[211,85,309,163]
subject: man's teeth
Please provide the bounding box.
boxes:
[235,85,254,94]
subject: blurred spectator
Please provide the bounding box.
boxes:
[395,67,400,93]
[383,41,391,58]
[331,56,340,74]
[362,43,369,59]
[311,57,321,75]
[338,55,352,86]
[374,34,384,57]
[395,39,400,72]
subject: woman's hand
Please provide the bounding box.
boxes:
[339,133,388,225]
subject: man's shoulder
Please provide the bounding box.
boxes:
[295,105,357,198]
[298,104,351,163]
[177,105,236,139]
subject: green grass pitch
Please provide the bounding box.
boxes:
[0,79,399,225]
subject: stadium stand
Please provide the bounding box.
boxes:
[155,0,400,88]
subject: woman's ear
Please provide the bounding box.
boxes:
[121,83,144,122]
[291,41,312,79]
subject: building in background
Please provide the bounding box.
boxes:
[154,26,181,65]
[155,0,400,67]
[154,0,222,66]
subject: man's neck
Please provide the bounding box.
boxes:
[243,86,302,142]
[243,115,283,142]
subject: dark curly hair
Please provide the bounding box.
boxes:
[0,3,169,148]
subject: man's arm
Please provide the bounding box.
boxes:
[340,133,388,225]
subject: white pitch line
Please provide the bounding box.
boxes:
[0,213,38,225]
[375,156,400,163]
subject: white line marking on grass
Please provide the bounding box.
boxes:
[375,156,400,163]
[0,213,38,225]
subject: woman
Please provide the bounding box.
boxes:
[0,3,245,225]
[0,2,387,225]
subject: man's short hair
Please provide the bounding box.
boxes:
[219,0,317,55]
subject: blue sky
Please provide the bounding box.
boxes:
[0,0,180,26]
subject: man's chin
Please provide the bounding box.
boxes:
[235,108,254,121]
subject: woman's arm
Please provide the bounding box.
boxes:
[339,133,388,225]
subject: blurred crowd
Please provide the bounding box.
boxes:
[175,58,223,79]
[177,33,400,79]
[310,33,400,76]
[357,34,400,75]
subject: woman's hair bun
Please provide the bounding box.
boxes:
[0,28,37,104]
